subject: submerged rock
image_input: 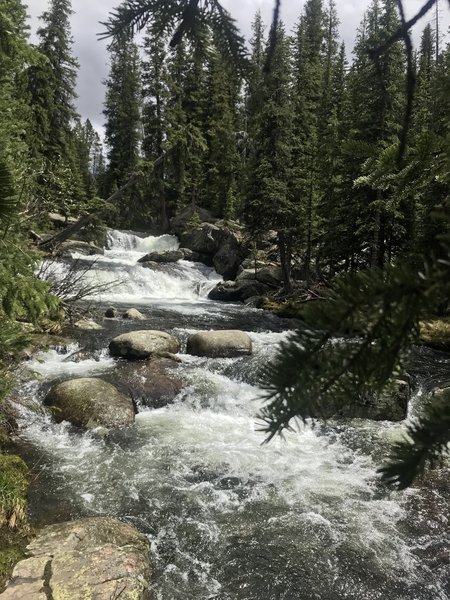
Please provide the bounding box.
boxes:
[0,517,151,600]
[109,330,180,359]
[115,358,185,409]
[187,330,252,358]
[44,377,135,430]
[123,308,146,320]
[138,249,183,263]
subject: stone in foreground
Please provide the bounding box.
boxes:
[73,318,103,331]
[44,377,135,430]
[0,517,151,600]
[187,330,252,358]
[109,330,180,359]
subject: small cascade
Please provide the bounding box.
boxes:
[47,229,221,304]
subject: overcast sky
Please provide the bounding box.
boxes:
[27,0,448,134]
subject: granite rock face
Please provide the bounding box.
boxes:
[0,517,151,600]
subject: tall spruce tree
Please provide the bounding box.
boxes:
[103,35,142,223]
[245,23,295,290]
[291,0,324,284]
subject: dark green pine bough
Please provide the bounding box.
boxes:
[101,0,450,488]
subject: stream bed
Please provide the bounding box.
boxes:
[11,230,450,600]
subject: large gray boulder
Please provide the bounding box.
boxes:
[208,280,269,302]
[187,330,252,358]
[236,265,283,287]
[109,330,179,359]
[0,517,150,600]
[123,308,146,320]
[44,378,135,430]
[179,222,247,280]
[137,250,184,264]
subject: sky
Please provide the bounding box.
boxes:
[27,0,448,134]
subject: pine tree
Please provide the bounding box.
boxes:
[103,35,142,223]
[291,0,324,285]
[141,27,168,230]
[201,46,241,217]
[245,23,295,290]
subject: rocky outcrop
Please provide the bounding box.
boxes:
[208,280,270,302]
[138,250,184,264]
[109,330,180,359]
[123,308,146,320]
[0,517,151,600]
[186,330,252,358]
[178,221,248,280]
[44,378,135,430]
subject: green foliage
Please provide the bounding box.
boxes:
[99,0,248,71]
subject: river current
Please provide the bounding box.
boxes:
[13,230,450,599]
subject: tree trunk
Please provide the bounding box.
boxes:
[278,231,292,293]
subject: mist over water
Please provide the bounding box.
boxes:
[17,230,450,599]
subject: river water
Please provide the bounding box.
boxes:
[13,230,450,599]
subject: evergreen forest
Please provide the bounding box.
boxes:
[0,0,450,595]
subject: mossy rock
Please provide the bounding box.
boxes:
[419,319,450,351]
[44,378,135,430]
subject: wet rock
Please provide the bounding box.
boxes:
[44,378,135,430]
[0,517,151,600]
[73,318,103,331]
[208,280,269,302]
[123,308,146,320]
[179,248,214,266]
[186,330,252,358]
[138,250,184,264]
[117,358,185,409]
[105,307,118,318]
[109,330,180,359]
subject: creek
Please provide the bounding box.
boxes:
[12,230,450,599]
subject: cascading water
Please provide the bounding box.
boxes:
[14,231,450,599]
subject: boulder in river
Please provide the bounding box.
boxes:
[123,308,146,320]
[109,330,180,359]
[0,517,150,600]
[114,358,185,409]
[208,280,269,302]
[105,307,119,318]
[187,330,252,358]
[73,318,103,331]
[56,240,104,257]
[44,377,135,430]
[138,249,184,264]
